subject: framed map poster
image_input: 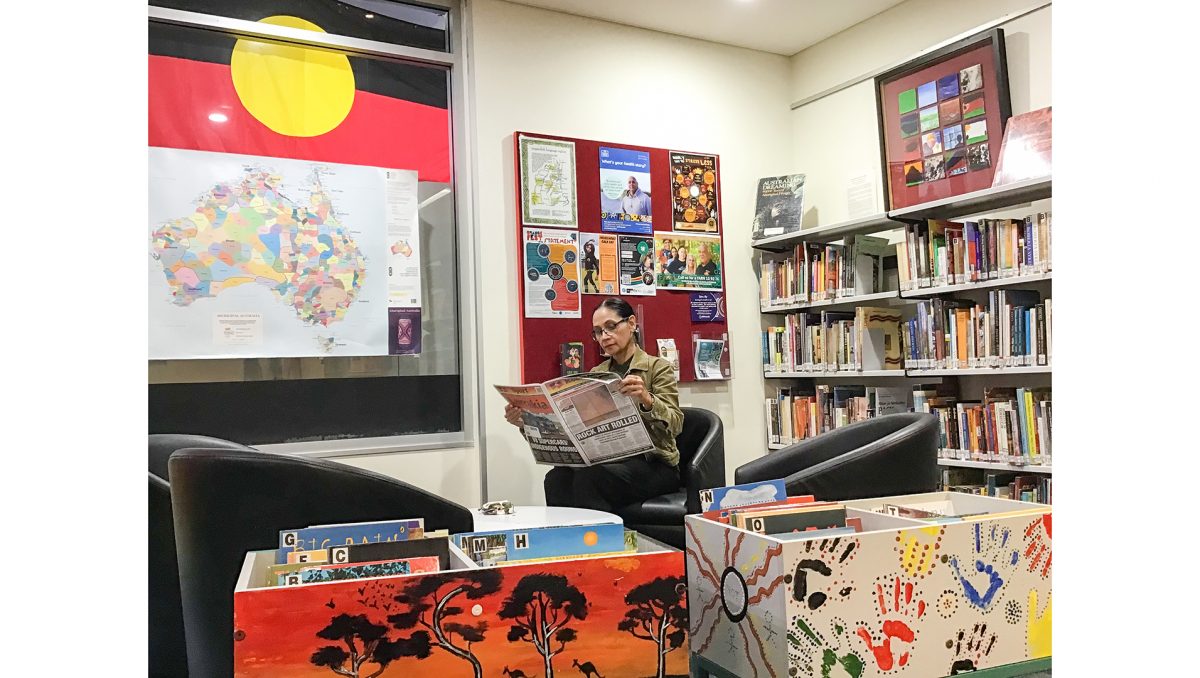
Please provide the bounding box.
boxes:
[518,135,578,228]
[874,28,1012,210]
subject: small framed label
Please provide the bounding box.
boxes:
[331,547,350,564]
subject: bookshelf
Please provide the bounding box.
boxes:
[761,289,900,313]
[938,458,1052,474]
[751,213,902,251]
[888,176,1052,222]
[757,177,1052,504]
[900,271,1052,297]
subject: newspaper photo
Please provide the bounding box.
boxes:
[495,372,656,466]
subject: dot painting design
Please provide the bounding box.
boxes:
[937,589,960,619]
[1005,599,1022,624]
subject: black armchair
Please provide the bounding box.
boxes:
[149,434,254,678]
[168,446,475,678]
[735,412,940,499]
[615,407,725,548]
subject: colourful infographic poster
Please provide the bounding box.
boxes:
[523,228,581,318]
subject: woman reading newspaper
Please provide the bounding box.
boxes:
[505,297,683,511]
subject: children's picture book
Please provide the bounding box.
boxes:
[495,372,655,466]
[277,556,441,586]
[698,478,788,512]
[701,494,815,523]
[452,523,628,567]
[323,535,453,570]
[751,174,806,240]
[277,518,425,564]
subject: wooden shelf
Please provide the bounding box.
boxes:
[888,176,1052,222]
[901,271,1052,297]
[751,213,902,251]
[938,458,1052,474]
[761,290,902,313]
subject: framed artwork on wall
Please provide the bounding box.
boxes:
[874,28,1012,211]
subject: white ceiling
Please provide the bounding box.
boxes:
[503,0,909,56]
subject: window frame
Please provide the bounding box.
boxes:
[147,1,484,480]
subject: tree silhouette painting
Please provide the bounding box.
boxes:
[310,613,429,678]
[498,573,589,678]
[617,576,689,678]
[386,569,503,678]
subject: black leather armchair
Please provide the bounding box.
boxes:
[149,434,254,678]
[616,407,725,548]
[735,412,940,499]
[168,446,475,678]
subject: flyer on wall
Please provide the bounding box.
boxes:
[523,228,581,318]
[617,234,656,296]
[669,151,719,233]
[385,168,422,309]
[579,232,619,295]
[518,135,578,228]
[654,232,723,291]
[599,146,653,234]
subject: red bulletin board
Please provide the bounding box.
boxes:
[514,131,728,384]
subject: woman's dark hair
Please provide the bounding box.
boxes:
[594,297,642,347]
[583,240,595,253]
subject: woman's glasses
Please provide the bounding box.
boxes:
[591,317,630,340]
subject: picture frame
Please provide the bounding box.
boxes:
[874,28,1012,211]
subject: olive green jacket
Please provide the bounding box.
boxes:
[593,346,683,467]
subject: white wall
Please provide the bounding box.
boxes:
[340,0,1052,510]
[467,0,794,504]
[790,0,1052,223]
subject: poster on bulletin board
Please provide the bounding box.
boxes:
[514,132,728,383]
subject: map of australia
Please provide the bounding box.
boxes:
[149,148,389,359]
[151,168,366,326]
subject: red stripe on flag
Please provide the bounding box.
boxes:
[149,55,451,182]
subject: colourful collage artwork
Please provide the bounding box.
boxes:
[899,63,991,187]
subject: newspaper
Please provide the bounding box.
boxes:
[495,371,656,466]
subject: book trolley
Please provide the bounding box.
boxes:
[231,534,691,677]
[685,492,1051,677]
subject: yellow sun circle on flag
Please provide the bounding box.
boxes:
[583,530,599,546]
[230,16,355,137]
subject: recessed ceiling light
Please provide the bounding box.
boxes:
[365,13,375,19]
[208,112,229,123]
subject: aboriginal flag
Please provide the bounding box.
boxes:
[149,2,451,181]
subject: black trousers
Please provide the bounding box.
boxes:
[544,456,680,512]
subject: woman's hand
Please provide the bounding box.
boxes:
[504,403,523,427]
[619,375,654,409]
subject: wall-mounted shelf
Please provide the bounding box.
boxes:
[900,271,1052,297]
[906,365,1051,376]
[751,213,902,251]
[765,369,913,379]
[761,290,902,313]
[938,458,1052,474]
[888,176,1052,222]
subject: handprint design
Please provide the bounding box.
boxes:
[855,575,926,672]
[948,522,1020,612]
[946,622,997,674]
[1022,514,1052,579]
[1026,589,1051,659]
[789,536,859,612]
[895,526,944,579]
[790,616,864,678]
